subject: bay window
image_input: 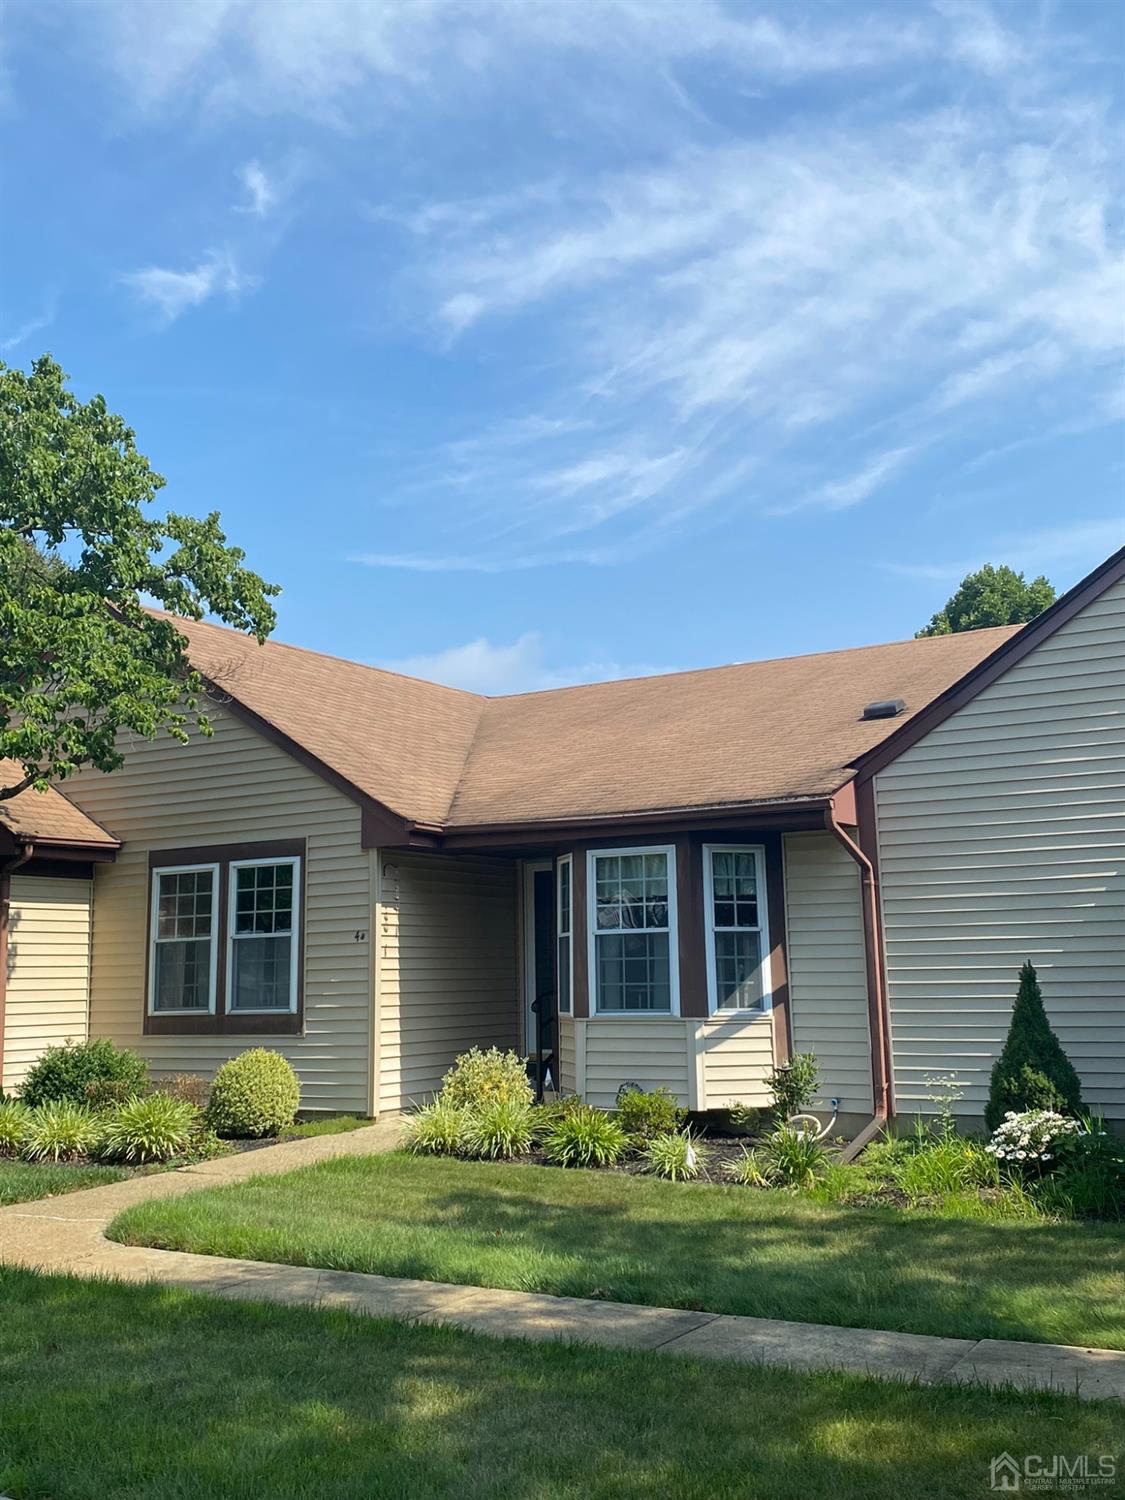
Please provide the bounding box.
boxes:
[703,844,771,1013]
[588,846,678,1014]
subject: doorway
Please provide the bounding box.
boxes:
[522,861,557,1095]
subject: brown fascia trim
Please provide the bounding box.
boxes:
[852,543,1125,784]
[425,798,834,852]
[26,839,119,864]
[200,678,413,848]
[824,784,892,1119]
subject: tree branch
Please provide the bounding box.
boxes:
[0,771,37,802]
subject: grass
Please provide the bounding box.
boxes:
[283,1114,374,1139]
[0,1159,127,1205]
[110,1153,1125,1349]
[1,1267,1121,1500]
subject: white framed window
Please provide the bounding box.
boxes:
[587,846,678,1015]
[703,844,772,1014]
[227,856,301,1013]
[149,864,220,1014]
[556,854,573,1016]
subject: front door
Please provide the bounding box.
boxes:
[523,861,557,1094]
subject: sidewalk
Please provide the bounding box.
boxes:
[2,1123,1122,1403]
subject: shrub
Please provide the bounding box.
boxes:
[1036,1125,1125,1220]
[0,1099,31,1156]
[895,1135,999,1199]
[402,1099,470,1156]
[96,1093,199,1164]
[84,1078,145,1111]
[766,1052,820,1119]
[645,1129,710,1182]
[439,1047,533,1111]
[461,1097,535,1160]
[22,1101,98,1162]
[205,1049,300,1138]
[985,1109,1081,1171]
[151,1073,211,1110]
[616,1087,686,1143]
[543,1105,627,1168]
[728,1146,770,1186]
[758,1123,828,1188]
[21,1039,148,1109]
[985,962,1083,1131]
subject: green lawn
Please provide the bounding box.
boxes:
[283,1114,374,1139]
[1,1267,1120,1500]
[110,1153,1125,1349]
[0,1159,127,1205]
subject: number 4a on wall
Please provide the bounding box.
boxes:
[354,930,368,942]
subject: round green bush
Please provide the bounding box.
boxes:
[205,1049,300,1138]
[543,1105,627,1168]
[439,1047,533,1111]
[21,1039,148,1109]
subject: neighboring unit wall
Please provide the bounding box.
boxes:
[783,833,873,1114]
[377,852,519,1111]
[875,574,1125,1120]
[61,713,374,1113]
[2,876,92,1092]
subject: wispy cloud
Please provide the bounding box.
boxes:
[235,159,276,218]
[780,445,918,515]
[381,631,671,694]
[121,249,252,325]
[885,518,1124,584]
[0,294,58,353]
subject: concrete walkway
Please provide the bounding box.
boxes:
[2,1123,1122,1403]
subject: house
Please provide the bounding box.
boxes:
[2,544,1122,1131]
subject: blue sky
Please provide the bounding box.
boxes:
[3,0,1123,692]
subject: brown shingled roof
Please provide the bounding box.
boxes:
[0,761,120,849]
[166,613,1019,832]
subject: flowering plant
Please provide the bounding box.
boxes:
[985,1109,1080,1169]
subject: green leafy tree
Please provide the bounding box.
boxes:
[984,961,1084,1131]
[0,355,278,801]
[917,564,1056,637]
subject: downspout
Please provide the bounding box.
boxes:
[824,801,892,1126]
[0,841,35,1090]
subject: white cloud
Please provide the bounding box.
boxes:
[381,631,670,694]
[78,0,940,122]
[235,159,276,217]
[121,249,252,324]
[885,518,1125,584]
[785,445,918,515]
[0,295,58,353]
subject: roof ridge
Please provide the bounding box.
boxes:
[483,623,1024,702]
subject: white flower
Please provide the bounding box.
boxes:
[1015,1150,1026,1159]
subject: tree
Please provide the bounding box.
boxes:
[0,355,278,801]
[917,564,1056,637]
[984,961,1084,1131]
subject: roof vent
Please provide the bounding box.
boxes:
[862,698,906,721]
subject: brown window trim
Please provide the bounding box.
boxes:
[144,839,306,1037]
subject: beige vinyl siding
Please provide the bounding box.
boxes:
[557,1015,577,1094]
[3,876,93,1092]
[377,852,519,1111]
[875,574,1125,1119]
[698,1013,774,1109]
[59,713,373,1113]
[783,833,873,1113]
[579,1017,693,1108]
